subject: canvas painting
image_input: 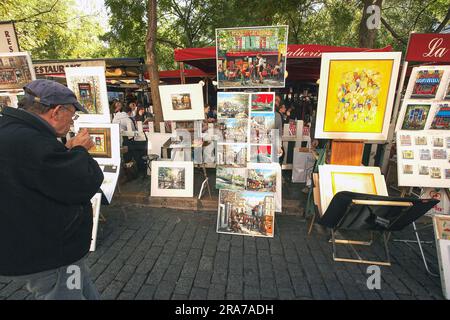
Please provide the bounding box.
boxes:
[159,83,204,121]
[216,25,288,89]
[247,162,282,213]
[431,167,441,179]
[251,93,275,113]
[83,128,112,158]
[318,164,388,213]
[171,93,192,110]
[411,69,444,99]
[430,104,450,130]
[402,150,414,159]
[250,113,275,144]
[151,161,193,197]
[0,52,35,90]
[315,52,401,140]
[415,136,428,145]
[217,189,275,238]
[401,104,431,130]
[249,145,272,163]
[247,168,277,192]
[217,92,249,119]
[419,166,430,175]
[420,149,431,160]
[65,67,110,124]
[216,143,247,167]
[400,134,412,146]
[216,167,247,190]
[218,118,248,143]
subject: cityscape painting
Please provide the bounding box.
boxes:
[217,190,275,238]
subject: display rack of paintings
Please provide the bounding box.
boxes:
[0,52,35,91]
[65,66,110,124]
[151,161,194,197]
[216,25,288,89]
[159,83,205,121]
[74,123,121,203]
[314,52,401,140]
[217,189,275,238]
[318,164,388,213]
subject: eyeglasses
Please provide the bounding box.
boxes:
[60,105,79,121]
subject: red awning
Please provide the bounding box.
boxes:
[174,44,393,81]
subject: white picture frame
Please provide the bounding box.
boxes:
[318,164,388,213]
[159,83,205,121]
[151,160,194,197]
[89,193,102,251]
[0,52,36,91]
[315,52,401,141]
[65,66,111,124]
[404,65,450,101]
[395,100,435,132]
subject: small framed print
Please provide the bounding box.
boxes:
[445,169,450,179]
[415,136,428,145]
[400,134,412,146]
[400,104,431,130]
[402,150,414,159]
[434,137,444,147]
[85,128,112,158]
[419,165,429,175]
[447,137,450,149]
[433,149,447,160]
[403,164,414,174]
[420,149,431,160]
[430,167,441,179]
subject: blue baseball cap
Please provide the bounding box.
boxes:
[23,79,88,113]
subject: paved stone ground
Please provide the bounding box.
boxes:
[0,203,445,300]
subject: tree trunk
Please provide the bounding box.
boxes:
[145,0,163,129]
[359,0,383,48]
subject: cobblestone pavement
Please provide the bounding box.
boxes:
[0,203,445,300]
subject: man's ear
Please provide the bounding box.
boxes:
[50,105,62,120]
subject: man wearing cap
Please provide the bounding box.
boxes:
[0,79,104,300]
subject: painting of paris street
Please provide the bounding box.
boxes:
[158,167,186,189]
[217,92,249,119]
[217,190,275,238]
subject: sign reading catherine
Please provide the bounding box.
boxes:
[215,25,288,89]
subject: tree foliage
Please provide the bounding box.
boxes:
[0,0,107,60]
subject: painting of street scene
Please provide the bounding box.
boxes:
[158,167,186,189]
[0,53,35,90]
[250,145,272,163]
[216,167,247,190]
[217,144,247,167]
[251,93,275,112]
[216,26,288,89]
[68,75,103,114]
[217,190,275,238]
[217,92,249,118]
[218,118,248,143]
[250,113,275,144]
[247,168,277,192]
[171,93,192,110]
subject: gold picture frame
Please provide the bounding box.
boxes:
[84,127,112,158]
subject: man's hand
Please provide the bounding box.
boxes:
[66,128,95,151]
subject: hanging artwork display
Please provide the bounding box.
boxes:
[396,131,450,188]
[65,66,110,124]
[217,189,275,238]
[318,165,388,213]
[151,161,194,197]
[405,66,450,100]
[159,83,205,121]
[314,52,401,140]
[216,25,288,89]
[0,52,35,91]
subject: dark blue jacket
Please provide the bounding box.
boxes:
[0,107,103,276]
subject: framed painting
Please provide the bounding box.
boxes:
[405,66,450,100]
[396,102,432,131]
[247,162,282,213]
[318,164,388,213]
[430,104,450,130]
[217,189,275,238]
[217,92,249,119]
[65,67,110,124]
[0,52,36,90]
[159,83,204,121]
[216,25,288,89]
[218,118,249,143]
[249,145,272,163]
[151,161,194,197]
[74,123,120,165]
[216,167,247,190]
[250,92,275,113]
[315,52,401,140]
[216,143,247,167]
[249,113,275,144]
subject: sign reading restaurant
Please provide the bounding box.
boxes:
[0,21,20,52]
[33,60,105,76]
